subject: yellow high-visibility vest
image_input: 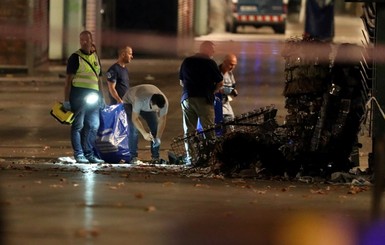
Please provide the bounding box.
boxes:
[72,50,101,90]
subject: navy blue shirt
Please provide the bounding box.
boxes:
[106,63,130,104]
[179,54,223,104]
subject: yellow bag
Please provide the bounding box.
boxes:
[50,102,74,125]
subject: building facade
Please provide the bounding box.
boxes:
[0,0,49,74]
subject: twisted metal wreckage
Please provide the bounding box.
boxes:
[170,36,373,178]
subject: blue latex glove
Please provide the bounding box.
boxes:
[153,138,161,148]
[223,86,234,95]
[62,101,71,111]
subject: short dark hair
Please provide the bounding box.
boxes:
[118,46,131,56]
[151,94,166,108]
[80,30,93,38]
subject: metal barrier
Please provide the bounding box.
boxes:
[170,106,278,167]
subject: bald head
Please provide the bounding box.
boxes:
[79,30,93,54]
[199,41,215,58]
[224,54,237,63]
[117,46,133,65]
[222,54,238,73]
[118,46,132,56]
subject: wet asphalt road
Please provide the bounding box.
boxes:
[0,15,382,244]
[0,162,375,245]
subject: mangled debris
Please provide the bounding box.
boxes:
[171,36,372,179]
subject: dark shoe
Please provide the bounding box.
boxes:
[151,158,160,165]
[75,155,89,163]
[87,156,105,163]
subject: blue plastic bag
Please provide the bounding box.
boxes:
[95,104,131,163]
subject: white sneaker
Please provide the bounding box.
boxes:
[130,157,144,165]
[183,157,192,166]
[58,156,76,163]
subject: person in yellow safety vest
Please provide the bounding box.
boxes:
[63,30,105,164]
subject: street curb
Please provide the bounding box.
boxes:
[0,58,182,85]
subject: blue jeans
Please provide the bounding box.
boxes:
[70,89,100,158]
[124,104,159,159]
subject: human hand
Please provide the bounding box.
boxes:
[63,101,71,111]
[231,89,238,97]
[99,98,107,109]
[153,138,161,148]
[223,86,233,95]
[143,132,154,142]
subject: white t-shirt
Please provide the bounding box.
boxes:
[122,84,168,117]
[222,71,236,116]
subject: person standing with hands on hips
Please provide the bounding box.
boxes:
[106,46,133,104]
[63,30,105,164]
[122,84,169,165]
[179,41,223,166]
